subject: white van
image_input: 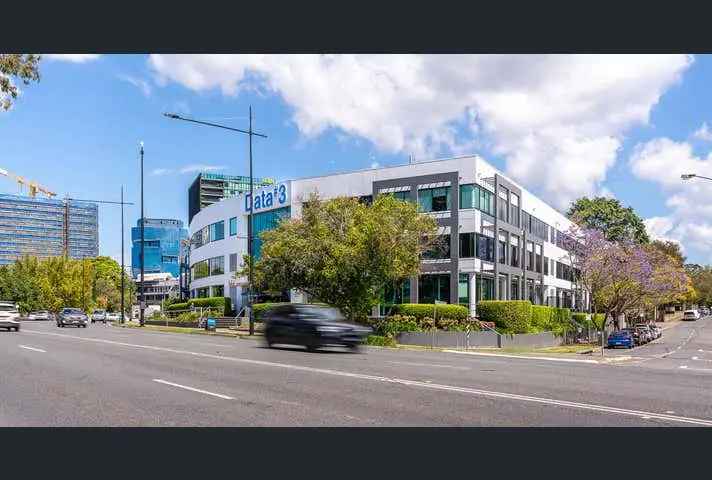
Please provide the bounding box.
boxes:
[683,309,700,321]
[0,301,20,331]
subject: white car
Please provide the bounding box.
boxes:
[0,301,21,331]
[106,312,120,322]
[683,309,701,321]
[91,309,107,323]
[27,310,52,321]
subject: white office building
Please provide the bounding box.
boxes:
[187,155,585,315]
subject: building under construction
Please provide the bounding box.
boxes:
[0,193,99,265]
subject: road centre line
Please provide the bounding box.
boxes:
[442,349,600,364]
[23,329,712,426]
[152,379,234,400]
[18,345,46,353]
[386,361,470,370]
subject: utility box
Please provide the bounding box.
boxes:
[205,318,216,331]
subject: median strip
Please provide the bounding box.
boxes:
[22,328,712,426]
[152,379,234,400]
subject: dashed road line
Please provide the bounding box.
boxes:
[18,345,46,353]
[152,379,234,400]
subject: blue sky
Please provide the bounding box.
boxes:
[2,54,712,264]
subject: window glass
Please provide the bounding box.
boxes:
[229,217,237,236]
[418,187,451,212]
[458,273,469,307]
[229,253,238,272]
[418,274,451,304]
[422,235,451,260]
[392,190,411,202]
[459,232,475,258]
[212,285,224,297]
[476,275,495,301]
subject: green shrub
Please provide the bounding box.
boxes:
[391,303,469,321]
[189,297,230,315]
[531,305,554,331]
[476,300,532,334]
[149,310,164,320]
[371,315,421,337]
[251,302,290,321]
[366,335,397,347]
[166,302,189,311]
[592,313,606,329]
[174,312,200,324]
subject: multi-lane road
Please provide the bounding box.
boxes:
[2,318,712,426]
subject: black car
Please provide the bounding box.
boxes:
[263,304,371,352]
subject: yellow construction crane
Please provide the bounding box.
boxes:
[0,167,56,198]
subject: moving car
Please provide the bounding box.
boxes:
[683,309,701,321]
[0,301,20,332]
[57,308,88,328]
[91,309,107,323]
[263,304,372,352]
[607,330,634,349]
[27,310,51,321]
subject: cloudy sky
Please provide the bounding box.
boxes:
[2,54,712,265]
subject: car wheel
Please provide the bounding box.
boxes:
[306,342,320,352]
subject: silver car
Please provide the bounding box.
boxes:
[0,301,20,331]
[27,310,51,321]
[91,309,107,323]
[57,308,88,328]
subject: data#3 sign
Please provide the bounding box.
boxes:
[245,182,289,213]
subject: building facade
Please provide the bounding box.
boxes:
[188,172,275,224]
[0,193,98,265]
[131,218,188,278]
[132,272,179,306]
[187,156,586,314]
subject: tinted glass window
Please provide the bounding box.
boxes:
[297,306,343,320]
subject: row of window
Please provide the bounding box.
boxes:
[191,255,225,280]
[191,220,225,249]
[192,284,224,299]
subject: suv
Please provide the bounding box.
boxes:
[683,310,700,321]
[91,309,107,323]
[263,304,372,352]
[57,308,88,328]
[0,301,20,331]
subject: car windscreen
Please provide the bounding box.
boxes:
[63,309,83,314]
[298,306,344,321]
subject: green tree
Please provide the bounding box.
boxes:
[0,54,41,110]
[650,240,685,267]
[566,196,650,244]
[255,194,438,320]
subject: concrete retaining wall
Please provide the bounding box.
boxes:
[396,330,560,349]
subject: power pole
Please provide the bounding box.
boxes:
[248,105,255,336]
[139,142,145,327]
[121,185,125,323]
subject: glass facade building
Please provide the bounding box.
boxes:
[131,218,188,278]
[188,172,275,224]
[252,207,290,260]
[0,193,98,265]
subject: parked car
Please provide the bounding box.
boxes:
[607,330,635,349]
[0,301,20,332]
[683,309,701,321]
[27,310,51,321]
[263,304,372,352]
[634,325,652,343]
[621,328,644,346]
[637,324,658,341]
[646,324,662,339]
[57,308,88,328]
[91,309,107,323]
[106,312,120,322]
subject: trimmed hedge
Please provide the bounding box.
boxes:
[531,305,554,331]
[391,303,469,321]
[366,335,397,347]
[251,302,290,321]
[166,297,232,315]
[477,300,532,334]
[370,315,421,337]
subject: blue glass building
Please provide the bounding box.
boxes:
[131,218,188,278]
[0,193,98,264]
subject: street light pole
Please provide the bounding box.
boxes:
[163,109,267,335]
[140,141,145,327]
[121,185,125,323]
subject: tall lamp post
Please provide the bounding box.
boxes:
[139,142,145,327]
[163,108,267,335]
[681,173,712,182]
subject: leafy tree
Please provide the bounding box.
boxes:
[0,54,41,110]
[567,197,650,244]
[650,240,685,267]
[255,194,438,320]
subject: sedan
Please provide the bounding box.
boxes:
[27,310,51,321]
[263,304,372,352]
[106,312,120,322]
[683,310,700,321]
[57,308,88,328]
[607,330,634,349]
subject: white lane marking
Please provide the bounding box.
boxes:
[386,361,470,371]
[666,411,676,414]
[678,366,712,373]
[152,379,234,400]
[693,356,699,360]
[443,349,600,364]
[23,329,712,426]
[18,345,46,353]
[680,365,688,369]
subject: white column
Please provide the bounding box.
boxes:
[469,273,477,317]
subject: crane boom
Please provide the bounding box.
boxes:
[0,167,56,198]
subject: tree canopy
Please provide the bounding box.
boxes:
[0,54,41,111]
[566,196,650,244]
[254,194,439,320]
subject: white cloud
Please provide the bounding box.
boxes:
[149,54,692,209]
[370,161,380,169]
[692,122,712,142]
[119,75,152,97]
[631,136,712,259]
[44,54,101,63]
[179,164,227,174]
[151,168,173,176]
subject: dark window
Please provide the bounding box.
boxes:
[229,253,238,272]
[510,235,520,268]
[543,256,549,276]
[459,232,475,258]
[497,188,509,223]
[229,217,237,236]
[418,187,451,212]
[358,195,373,205]
[535,252,542,273]
[392,190,411,202]
[511,277,520,300]
[422,235,451,260]
[418,274,451,304]
[476,275,495,301]
[458,273,469,308]
[476,234,495,262]
[383,278,411,305]
[522,211,531,233]
[498,239,507,264]
[212,285,224,297]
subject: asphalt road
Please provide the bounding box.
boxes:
[2,319,712,426]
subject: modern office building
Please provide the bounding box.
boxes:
[0,193,98,265]
[187,155,587,314]
[188,172,275,224]
[131,218,188,278]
